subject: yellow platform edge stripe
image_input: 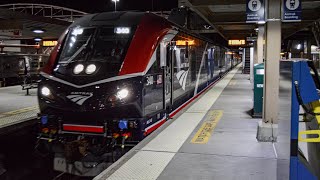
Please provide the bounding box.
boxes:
[191,110,223,144]
[1,105,39,116]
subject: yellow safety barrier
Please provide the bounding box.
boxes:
[298,130,320,143]
[311,100,320,124]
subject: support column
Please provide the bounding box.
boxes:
[257,0,281,142]
[257,25,265,64]
[252,43,258,86]
[250,47,254,83]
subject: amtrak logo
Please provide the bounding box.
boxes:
[248,0,262,12]
[286,0,299,10]
[67,92,93,105]
[176,70,189,90]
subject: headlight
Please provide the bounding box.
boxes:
[85,64,96,74]
[41,86,51,97]
[116,89,129,100]
[73,64,84,74]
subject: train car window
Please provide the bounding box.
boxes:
[207,47,215,79]
[31,62,38,68]
[18,58,25,70]
[146,47,162,74]
[160,42,167,67]
[144,46,164,116]
[91,27,132,64]
[59,27,96,63]
[4,63,10,70]
[190,47,197,82]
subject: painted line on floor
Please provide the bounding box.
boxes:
[1,106,38,116]
[191,110,223,144]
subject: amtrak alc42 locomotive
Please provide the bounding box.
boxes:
[37,11,237,176]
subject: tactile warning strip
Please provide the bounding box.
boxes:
[106,151,175,180]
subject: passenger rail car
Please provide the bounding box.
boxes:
[37,11,239,175]
[0,54,49,86]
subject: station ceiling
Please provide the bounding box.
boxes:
[0,4,87,40]
[179,0,320,41]
[0,9,69,40]
[0,1,319,44]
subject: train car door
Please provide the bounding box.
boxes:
[160,42,173,113]
[160,31,178,115]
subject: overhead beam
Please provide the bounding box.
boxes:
[179,0,227,40]
[193,29,217,33]
[189,0,319,6]
[189,0,245,6]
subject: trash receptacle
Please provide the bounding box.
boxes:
[253,63,264,117]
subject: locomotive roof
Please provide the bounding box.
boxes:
[68,11,228,50]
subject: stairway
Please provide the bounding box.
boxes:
[243,48,250,74]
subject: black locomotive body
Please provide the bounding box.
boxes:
[37,11,238,176]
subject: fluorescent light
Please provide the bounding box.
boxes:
[71,36,76,42]
[112,0,119,2]
[33,29,45,34]
[34,37,42,42]
[297,44,301,50]
[115,27,130,34]
[257,21,265,24]
[71,27,84,36]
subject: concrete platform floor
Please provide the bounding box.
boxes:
[0,86,38,131]
[96,66,290,180]
[157,69,281,180]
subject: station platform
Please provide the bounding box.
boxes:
[95,66,290,180]
[0,86,39,135]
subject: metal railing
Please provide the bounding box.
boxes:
[0,3,88,22]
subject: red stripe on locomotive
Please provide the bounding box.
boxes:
[42,31,67,75]
[119,14,171,76]
[63,124,104,133]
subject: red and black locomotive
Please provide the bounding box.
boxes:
[37,10,237,175]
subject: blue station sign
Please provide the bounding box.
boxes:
[246,0,265,23]
[282,0,301,22]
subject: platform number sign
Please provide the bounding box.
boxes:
[246,0,265,23]
[282,0,301,22]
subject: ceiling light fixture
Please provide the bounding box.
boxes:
[32,29,45,34]
[34,37,42,42]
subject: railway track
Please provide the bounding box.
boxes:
[0,122,93,180]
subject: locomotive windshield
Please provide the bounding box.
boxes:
[58,26,133,66]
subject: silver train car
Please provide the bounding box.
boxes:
[0,54,49,86]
